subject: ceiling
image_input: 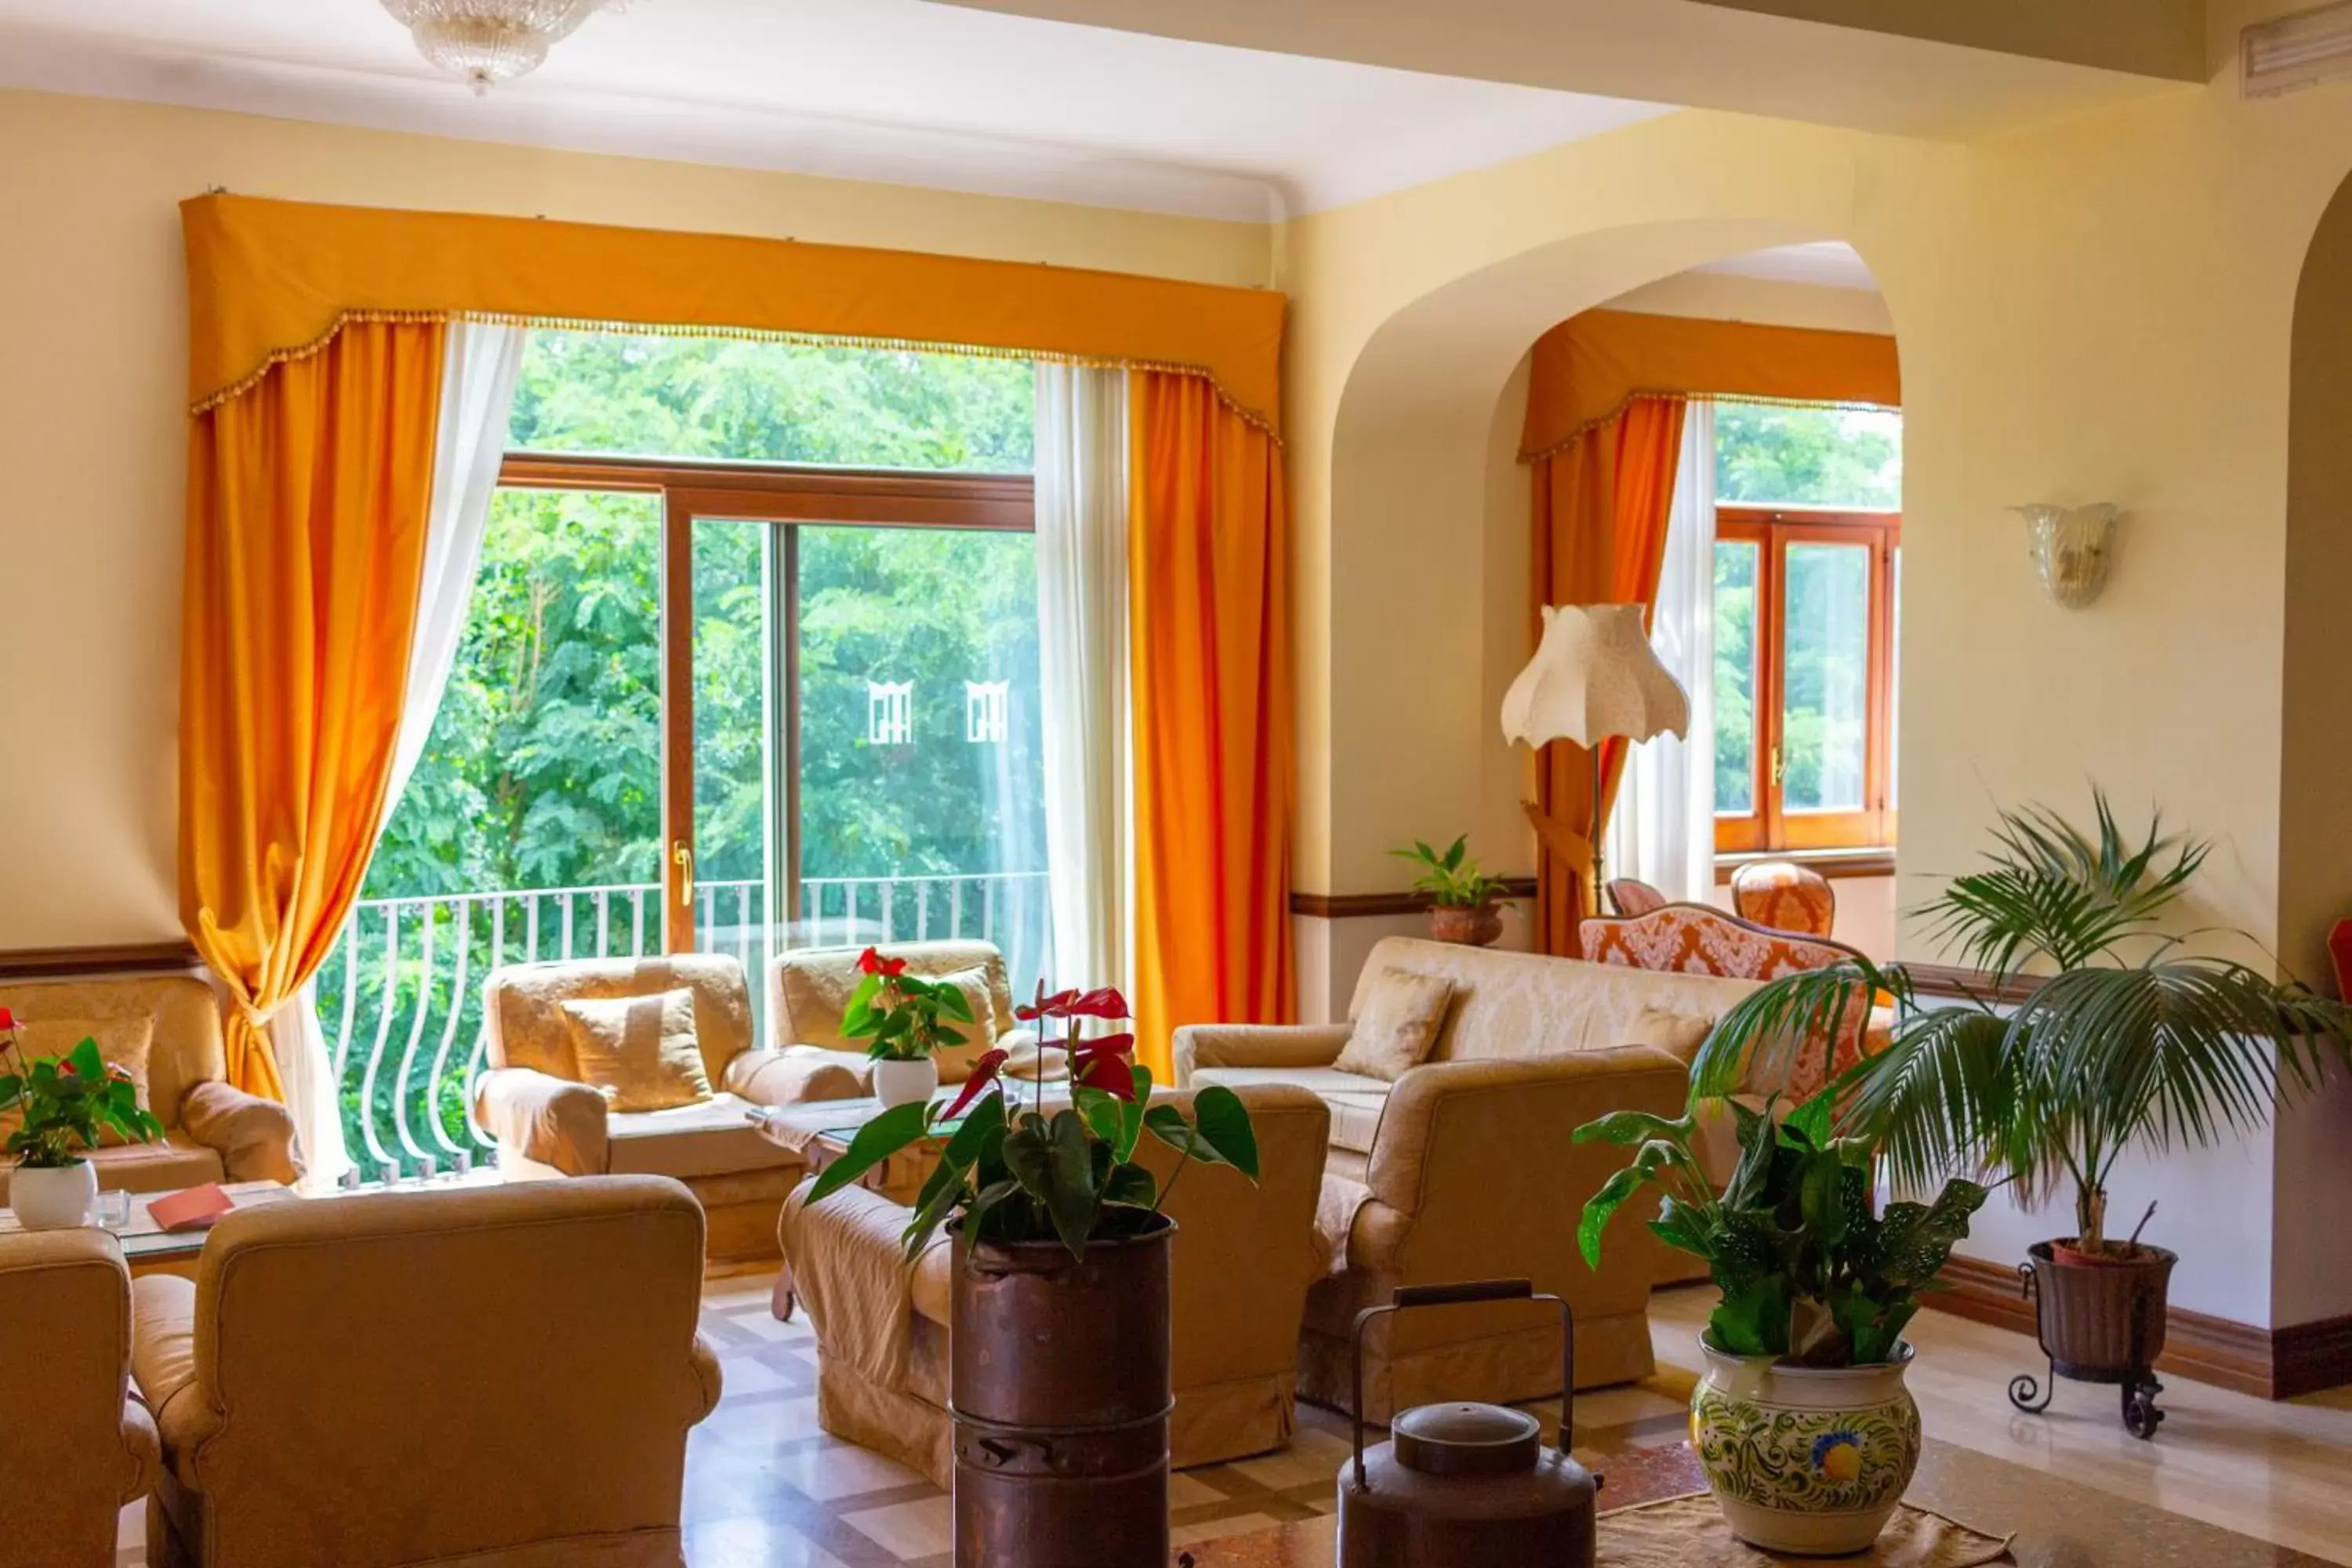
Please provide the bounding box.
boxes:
[0,0,1680,221]
[1698,241,1880,291]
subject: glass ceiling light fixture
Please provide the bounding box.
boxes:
[380,0,626,95]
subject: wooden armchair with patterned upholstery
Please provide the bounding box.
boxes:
[1727,858,1837,936]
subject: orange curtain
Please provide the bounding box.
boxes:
[1128,371,1294,1076]
[180,320,449,1099]
[1529,397,1686,956]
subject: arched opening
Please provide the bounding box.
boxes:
[1307,216,1904,1006]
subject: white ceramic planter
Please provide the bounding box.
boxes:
[1691,1336,1921,1555]
[871,1056,940,1110]
[9,1160,100,1231]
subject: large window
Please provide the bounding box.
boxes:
[1711,402,1900,856]
[327,334,1043,1167]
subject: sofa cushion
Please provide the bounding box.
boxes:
[1323,1093,1388,1156]
[561,989,713,1112]
[1331,967,1454,1082]
[604,1094,804,1180]
[1620,1004,1714,1065]
[1189,1065,1394,1098]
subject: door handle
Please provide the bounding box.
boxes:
[673,841,695,907]
[1770,746,1787,786]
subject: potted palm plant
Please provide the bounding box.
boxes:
[1391,834,1508,946]
[1688,793,2352,1437]
[840,946,978,1108]
[804,982,1258,1567]
[2,1011,165,1230]
[1577,1091,1986,1554]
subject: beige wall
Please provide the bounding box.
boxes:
[0,89,1271,949]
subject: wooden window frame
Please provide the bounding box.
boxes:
[497,451,1036,949]
[1712,506,1900,857]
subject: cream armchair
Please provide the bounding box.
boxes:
[0,1229,159,1568]
[767,939,1062,1088]
[0,975,299,1201]
[474,953,824,1261]
[779,1084,1330,1484]
[129,1176,721,1568]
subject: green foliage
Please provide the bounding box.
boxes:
[1388,834,1504,908]
[1688,790,2352,1254]
[0,1032,164,1169]
[1575,1093,1984,1365]
[1715,402,1900,510]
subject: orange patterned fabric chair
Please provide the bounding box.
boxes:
[1604,878,1668,916]
[1728,859,1837,937]
[1577,903,1879,1099]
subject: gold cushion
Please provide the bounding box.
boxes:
[559,989,713,1112]
[1621,1004,1715,1065]
[1332,967,1455,1082]
[928,966,1000,1083]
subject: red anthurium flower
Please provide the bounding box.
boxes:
[1015,988,1078,1022]
[1072,1052,1138,1100]
[857,946,909,978]
[0,1007,15,1029]
[1069,1032,1135,1069]
[1062,988,1129,1020]
[939,1050,1009,1120]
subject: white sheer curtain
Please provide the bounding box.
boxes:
[1033,363,1132,994]
[1606,399,1717,905]
[268,321,525,1184]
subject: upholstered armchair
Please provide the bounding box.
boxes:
[130,1176,721,1568]
[0,975,299,1203]
[474,952,822,1261]
[766,940,1064,1087]
[1728,858,1837,936]
[1300,1046,1690,1421]
[0,1229,159,1568]
[779,1085,1330,1483]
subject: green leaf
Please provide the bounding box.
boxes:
[1648,1194,1716,1261]
[935,985,975,1022]
[1104,1162,1156,1208]
[67,1036,104,1081]
[1044,1109,1101,1257]
[1572,1109,1695,1147]
[805,1100,930,1203]
[1577,1163,1648,1270]
[1187,1087,1258,1179]
[1709,1274,1793,1358]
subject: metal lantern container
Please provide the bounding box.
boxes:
[1337,1280,1597,1568]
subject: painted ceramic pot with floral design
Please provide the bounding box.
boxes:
[1690,1337,1921,1555]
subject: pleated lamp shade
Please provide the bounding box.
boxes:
[1500,603,1690,750]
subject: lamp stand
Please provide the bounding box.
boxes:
[1522,746,1617,921]
[1590,747,1611,916]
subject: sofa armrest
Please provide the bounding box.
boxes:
[178,1080,303,1184]
[130,1273,212,1488]
[118,1395,161,1507]
[1172,1022,1352,1085]
[688,1330,725,1424]
[473,1067,609,1176]
[724,1047,865,1109]
[998,1029,1069,1083]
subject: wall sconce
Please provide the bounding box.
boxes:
[2012,503,2118,608]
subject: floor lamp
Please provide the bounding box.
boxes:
[1501,603,1690,916]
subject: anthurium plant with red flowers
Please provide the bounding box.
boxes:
[0,1009,163,1169]
[806,984,1258,1259]
[841,946,977,1063]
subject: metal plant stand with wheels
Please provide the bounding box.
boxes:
[2009,1249,2170,1440]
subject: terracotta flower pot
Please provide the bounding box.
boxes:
[1692,1337,1920,1556]
[1428,902,1504,947]
[949,1214,1175,1567]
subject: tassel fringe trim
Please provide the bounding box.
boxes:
[1518,389,1898,465]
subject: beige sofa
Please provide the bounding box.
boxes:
[474,953,823,1261]
[766,939,1060,1087]
[0,1229,159,1568]
[131,1176,721,1568]
[779,1084,1330,1484]
[1174,937,1763,1418]
[0,975,299,1201]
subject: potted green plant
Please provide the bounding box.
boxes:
[1687,793,2352,1437]
[840,946,978,1109]
[1391,834,1508,946]
[1,1009,165,1231]
[804,982,1258,1566]
[1577,1091,1987,1554]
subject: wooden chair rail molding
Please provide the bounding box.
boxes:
[1926,1253,2352,1401]
[1289,880,1538,920]
[0,942,205,981]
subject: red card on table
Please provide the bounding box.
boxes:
[150,1182,236,1232]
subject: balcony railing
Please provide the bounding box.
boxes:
[314,870,1051,1174]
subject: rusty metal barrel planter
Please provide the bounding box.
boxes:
[949,1214,1175,1566]
[2010,1242,2177,1439]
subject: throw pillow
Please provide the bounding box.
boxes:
[559,989,713,1112]
[2,1016,158,1147]
[1333,967,1456,1082]
[1621,1004,1715,1066]
[927,966,1001,1083]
